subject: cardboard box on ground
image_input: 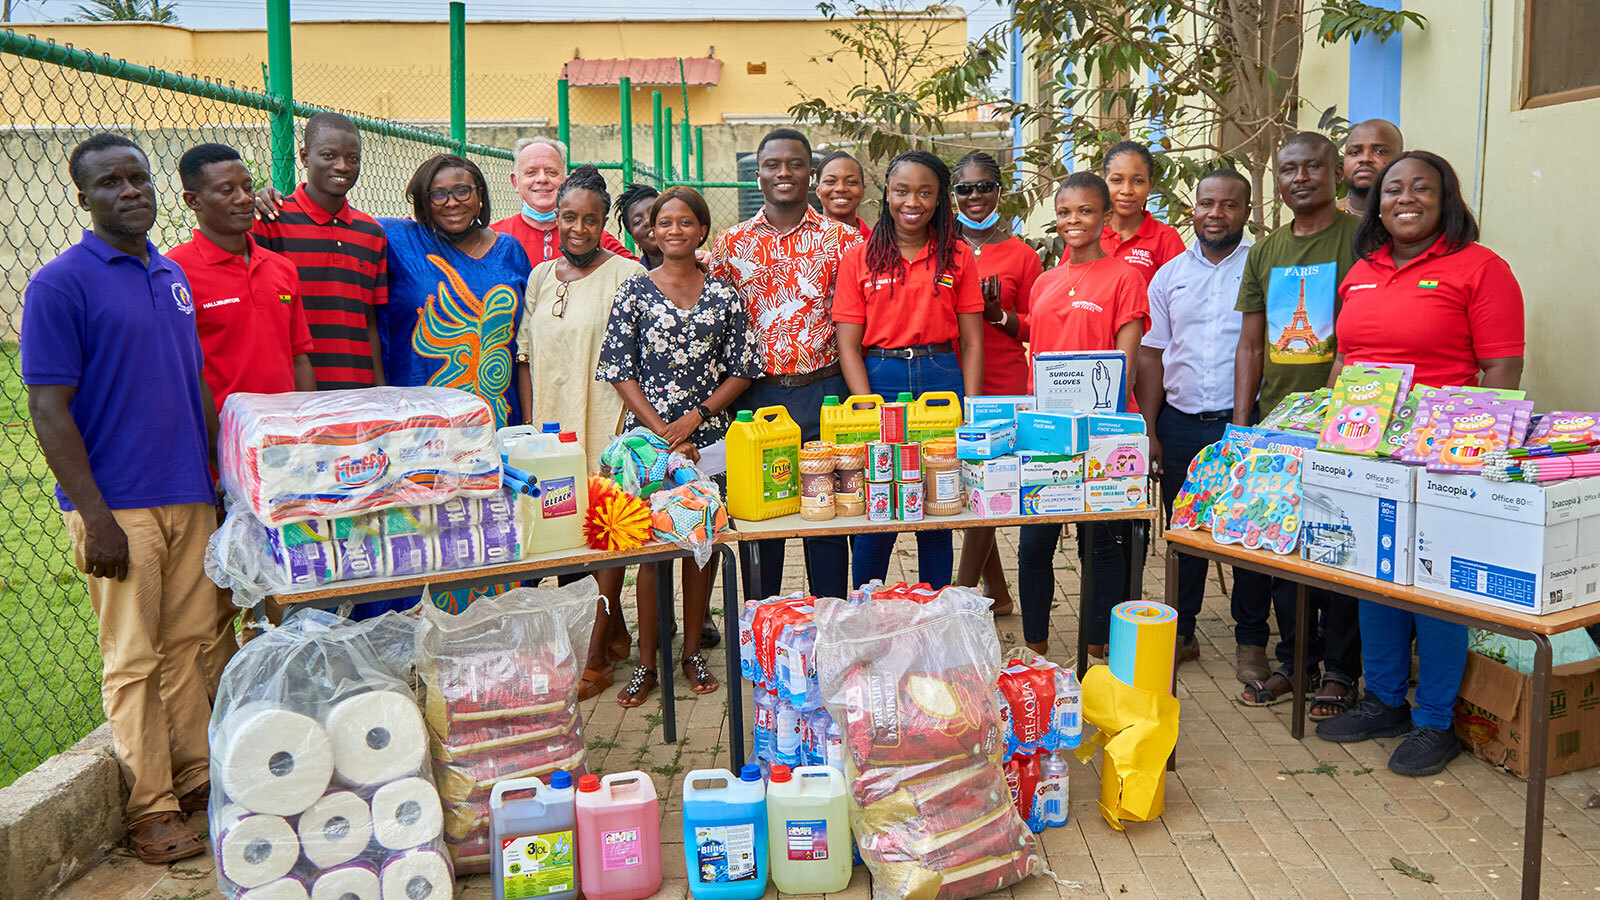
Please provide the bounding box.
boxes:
[1454,650,1600,779]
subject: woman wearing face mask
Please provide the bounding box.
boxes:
[614,182,662,270]
[950,151,1042,617]
[515,165,646,699]
[1315,151,1523,777]
[817,150,870,236]
[1101,141,1186,285]
[1017,172,1148,658]
[378,154,531,429]
[597,186,762,705]
[834,150,984,589]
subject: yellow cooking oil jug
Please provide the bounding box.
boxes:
[819,394,883,445]
[727,407,803,521]
[907,391,963,443]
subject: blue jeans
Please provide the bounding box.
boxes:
[851,352,964,589]
[1360,600,1466,729]
[735,373,850,599]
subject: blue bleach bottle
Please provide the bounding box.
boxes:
[682,765,769,900]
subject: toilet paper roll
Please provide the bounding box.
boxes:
[371,776,444,850]
[375,505,434,536]
[216,702,334,816]
[215,804,299,889]
[433,526,482,571]
[238,877,309,900]
[296,790,374,868]
[325,691,426,786]
[435,496,479,529]
[336,530,383,581]
[265,526,335,587]
[479,490,517,527]
[479,520,520,565]
[380,847,452,900]
[309,862,380,900]
[383,531,432,578]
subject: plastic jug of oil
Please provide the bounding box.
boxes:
[683,765,769,900]
[907,391,963,442]
[765,765,850,893]
[575,772,661,900]
[501,427,588,553]
[820,394,883,445]
[726,407,802,522]
[491,772,578,900]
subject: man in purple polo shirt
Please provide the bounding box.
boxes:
[22,133,218,864]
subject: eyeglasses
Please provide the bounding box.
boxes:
[953,181,1000,197]
[427,184,478,205]
[551,281,571,319]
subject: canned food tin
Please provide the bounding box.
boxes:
[880,402,907,444]
[867,480,895,522]
[894,442,923,483]
[895,480,924,522]
[866,442,896,482]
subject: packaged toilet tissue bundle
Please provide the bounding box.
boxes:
[218,386,501,526]
[210,610,452,900]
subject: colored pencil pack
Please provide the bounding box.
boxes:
[1524,411,1600,449]
[1317,366,1403,456]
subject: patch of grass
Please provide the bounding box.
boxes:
[1352,766,1375,776]
[588,738,620,751]
[643,712,664,732]
[1277,762,1342,778]
[151,887,215,900]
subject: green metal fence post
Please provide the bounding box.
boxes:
[266,0,295,191]
[663,106,674,182]
[678,57,693,180]
[620,76,636,253]
[651,90,664,189]
[695,126,704,182]
[449,1,466,153]
[557,77,570,150]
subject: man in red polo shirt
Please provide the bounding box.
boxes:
[491,136,634,264]
[169,143,314,411]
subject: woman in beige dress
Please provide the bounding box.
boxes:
[516,165,645,698]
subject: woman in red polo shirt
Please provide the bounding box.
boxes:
[1101,141,1185,285]
[835,149,985,589]
[1017,172,1149,656]
[1316,150,1524,778]
[950,150,1043,614]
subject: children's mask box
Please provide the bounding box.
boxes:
[1414,472,1592,614]
[1032,351,1127,413]
[1299,450,1417,585]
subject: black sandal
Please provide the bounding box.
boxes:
[682,653,719,694]
[1310,678,1358,721]
[1240,672,1294,707]
[617,665,657,708]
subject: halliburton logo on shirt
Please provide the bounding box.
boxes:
[1070,299,1105,313]
[202,297,242,310]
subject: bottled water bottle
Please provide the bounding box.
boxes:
[753,687,778,763]
[739,600,763,682]
[1055,667,1082,750]
[1038,752,1070,827]
[774,696,804,767]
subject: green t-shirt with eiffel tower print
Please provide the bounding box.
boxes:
[1235,212,1361,416]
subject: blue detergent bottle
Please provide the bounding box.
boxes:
[682,765,769,900]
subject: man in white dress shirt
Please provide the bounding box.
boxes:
[1134,168,1256,668]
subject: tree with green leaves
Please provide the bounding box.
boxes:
[69,0,178,23]
[792,1,1424,230]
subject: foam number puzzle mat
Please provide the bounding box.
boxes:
[1169,441,1242,531]
[1211,452,1302,555]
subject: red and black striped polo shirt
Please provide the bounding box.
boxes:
[252,185,388,389]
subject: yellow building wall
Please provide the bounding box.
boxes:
[1299,0,1598,409]
[9,16,968,127]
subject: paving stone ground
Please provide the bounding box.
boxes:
[58,531,1600,899]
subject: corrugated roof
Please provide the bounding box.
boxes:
[560,56,723,87]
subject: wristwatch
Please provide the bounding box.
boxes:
[987,310,1008,327]
[695,403,713,422]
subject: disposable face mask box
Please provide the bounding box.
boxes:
[1015,411,1087,455]
[1299,450,1417,584]
[1020,483,1085,516]
[1085,477,1150,512]
[1414,472,1587,614]
[1085,435,1149,480]
[1453,650,1600,779]
[964,395,1035,424]
[961,456,1019,492]
[1017,451,1083,486]
[968,487,1020,518]
[955,420,1016,460]
[1086,413,1147,438]
[1032,351,1127,413]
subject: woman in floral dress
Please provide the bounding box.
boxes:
[597,186,762,706]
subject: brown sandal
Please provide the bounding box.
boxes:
[578,667,614,701]
[617,666,657,708]
[607,633,633,663]
[682,653,719,694]
[126,811,205,864]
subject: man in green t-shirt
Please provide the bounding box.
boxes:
[1233,132,1361,421]
[1227,131,1362,717]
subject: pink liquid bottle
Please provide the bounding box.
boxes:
[575,772,662,900]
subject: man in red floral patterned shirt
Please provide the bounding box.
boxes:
[711,127,862,599]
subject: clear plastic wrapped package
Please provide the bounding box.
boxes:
[414,579,597,874]
[815,586,1042,900]
[219,386,501,526]
[208,609,450,900]
[649,479,728,568]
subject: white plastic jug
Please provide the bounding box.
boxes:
[500,426,588,553]
[765,765,850,893]
[490,772,578,900]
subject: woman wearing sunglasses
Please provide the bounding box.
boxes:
[1101,141,1186,285]
[950,151,1043,617]
[516,165,646,700]
[378,153,532,429]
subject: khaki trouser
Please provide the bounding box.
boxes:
[66,503,218,819]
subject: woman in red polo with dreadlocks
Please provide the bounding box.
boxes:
[834,150,985,590]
